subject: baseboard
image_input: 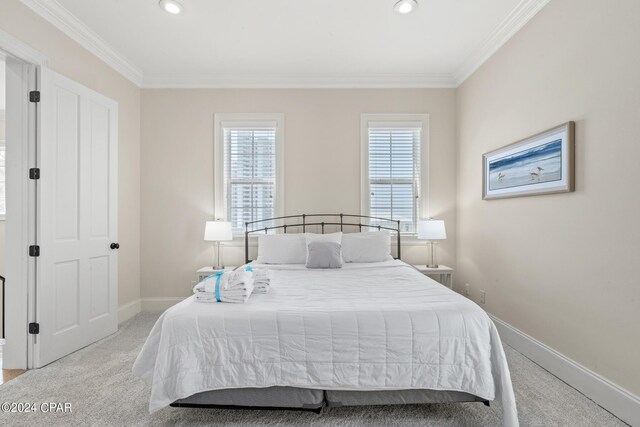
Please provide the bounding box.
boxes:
[140,297,186,312]
[489,314,640,426]
[117,297,185,323]
[118,297,186,319]
[117,299,141,324]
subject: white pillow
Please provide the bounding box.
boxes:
[341,231,393,263]
[305,232,343,263]
[256,234,307,264]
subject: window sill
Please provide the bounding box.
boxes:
[399,234,426,246]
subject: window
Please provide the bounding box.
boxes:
[361,114,428,234]
[214,114,284,234]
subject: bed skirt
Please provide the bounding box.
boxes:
[170,387,487,411]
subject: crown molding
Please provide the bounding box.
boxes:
[142,72,457,89]
[0,28,49,66]
[453,0,551,86]
[19,0,143,86]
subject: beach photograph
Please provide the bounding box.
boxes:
[488,139,562,191]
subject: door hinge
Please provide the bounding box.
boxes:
[29,245,40,257]
[29,322,40,335]
[29,168,40,180]
[29,90,40,103]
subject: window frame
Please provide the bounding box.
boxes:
[214,113,284,236]
[360,113,429,235]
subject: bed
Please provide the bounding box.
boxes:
[133,214,518,426]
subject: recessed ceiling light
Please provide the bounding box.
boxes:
[159,0,183,15]
[394,0,418,14]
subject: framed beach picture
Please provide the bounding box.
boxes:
[483,122,575,200]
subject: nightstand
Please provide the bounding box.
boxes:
[196,266,237,283]
[413,265,453,289]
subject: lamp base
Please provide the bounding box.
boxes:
[213,241,225,271]
[427,241,439,269]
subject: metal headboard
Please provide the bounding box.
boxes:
[244,213,401,263]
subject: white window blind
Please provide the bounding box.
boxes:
[223,126,277,233]
[367,124,421,233]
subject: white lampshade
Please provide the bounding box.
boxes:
[204,221,233,242]
[418,219,447,240]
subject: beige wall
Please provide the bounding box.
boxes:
[456,0,640,396]
[0,0,141,307]
[141,89,457,298]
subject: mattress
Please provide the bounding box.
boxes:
[133,260,518,426]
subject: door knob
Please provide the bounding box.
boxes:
[110,243,120,250]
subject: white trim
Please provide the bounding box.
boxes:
[118,297,182,315]
[360,114,430,233]
[19,0,143,86]
[0,29,49,66]
[453,0,551,85]
[140,297,185,312]
[143,72,457,89]
[0,145,5,220]
[3,59,36,369]
[213,113,285,233]
[117,299,141,324]
[489,314,640,426]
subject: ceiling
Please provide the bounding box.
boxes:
[21,0,551,87]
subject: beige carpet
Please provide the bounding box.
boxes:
[0,313,627,426]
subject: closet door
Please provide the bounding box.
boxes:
[35,69,118,367]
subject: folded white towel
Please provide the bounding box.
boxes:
[193,270,254,292]
[193,269,254,303]
[195,291,250,304]
[252,268,271,294]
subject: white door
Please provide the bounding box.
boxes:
[35,69,118,367]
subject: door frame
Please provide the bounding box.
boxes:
[1,29,48,369]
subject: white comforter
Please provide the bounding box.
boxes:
[133,261,518,426]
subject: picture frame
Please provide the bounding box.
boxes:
[482,122,575,200]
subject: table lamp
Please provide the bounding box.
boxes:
[418,219,447,268]
[204,221,233,269]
